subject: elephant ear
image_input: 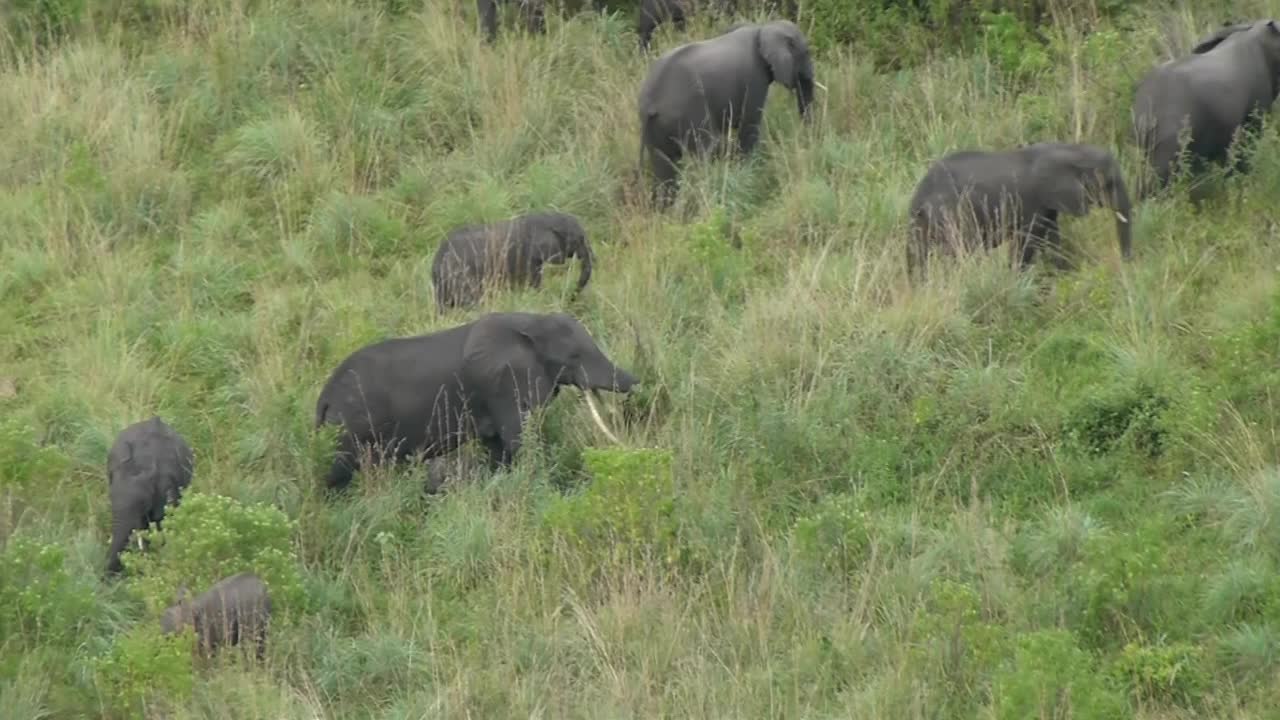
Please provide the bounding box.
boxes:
[1191,22,1251,53]
[463,314,555,409]
[757,22,799,88]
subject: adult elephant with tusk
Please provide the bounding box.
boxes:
[103,416,194,576]
[637,19,818,207]
[314,311,637,491]
[431,211,593,312]
[907,142,1133,282]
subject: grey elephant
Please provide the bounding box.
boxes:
[476,0,546,43]
[907,142,1133,281]
[314,311,637,491]
[105,416,194,576]
[637,0,736,50]
[637,20,817,207]
[1132,20,1280,198]
[161,572,272,661]
[431,211,593,311]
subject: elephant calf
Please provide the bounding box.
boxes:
[907,142,1133,281]
[1133,19,1280,198]
[431,211,593,311]
[638,20,817,207]
[315,311,637,491]
[105,416,194,576]
[161,572,272,661]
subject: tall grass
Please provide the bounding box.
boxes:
[4,0,1280,717]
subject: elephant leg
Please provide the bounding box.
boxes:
[521,0,546,35]
[736,119,762,157]
[1026,211,1067,270]
[478,0,499,42]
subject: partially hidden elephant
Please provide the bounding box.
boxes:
[907,142,1133,281]
[431,211,593,311]
[314,311,638,491]
[637,0,736,50]
[161,572,272,661]
[1132,19,1280,198]
[105,416,194,576]
[476,0,546,43]
[637,20,818,207]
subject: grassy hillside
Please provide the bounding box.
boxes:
[4,0,1280,717]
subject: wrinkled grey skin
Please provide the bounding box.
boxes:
[161,573,272,661]
[105,416,194,576]
[637,0,736,50]
[431,211,593,311]
[907,142,1133,281]
[315,311,639,491]
[1133,20,1280,198]
[638,20,816,207]
[476,0,546,43]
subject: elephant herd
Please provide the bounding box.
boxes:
[98,9,1280,661]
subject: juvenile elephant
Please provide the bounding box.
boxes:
[476,0,546,43]
[907,142,1133,281]
[637,20,817,207]
[314,311,638,491]
[1132,19,1280,198]
[161,572,272,661]
[105,416,194,576]
[431,211,593,311]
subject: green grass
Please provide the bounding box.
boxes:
[5,0,1280,717]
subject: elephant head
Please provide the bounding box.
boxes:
[160,585,193,635]
[756,20,816,120]
[529,213,593,298]
[1028,143,1133,261]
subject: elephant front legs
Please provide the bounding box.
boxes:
[1017,211,1069,271]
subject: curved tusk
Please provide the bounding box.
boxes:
[582,390,621,445]
[814,80,829,92]
[1115,211,1129,223]
[136,535,145,551]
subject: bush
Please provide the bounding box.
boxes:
[1064,380,1170,459]
[790,492,872,579]
[990,629,1130,720]
[124,492,305,615]
[1,0,87,51]
[91,626,194,718]
[0,536,96,648]
[541,448,682,573]
[1110,640,1207,705]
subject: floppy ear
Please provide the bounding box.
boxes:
[757,23,797,87]
[463,314,554,404]
[1191,22,1250,53]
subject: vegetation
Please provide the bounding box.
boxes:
[3,0,1280,716]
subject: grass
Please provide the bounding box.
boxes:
[4,0,1280,717]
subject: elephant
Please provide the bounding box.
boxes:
[314,311,638,491]
[906,142,1133,281]
[431,211,593,311]
[637,0,736,51]
[104,416,194,576]
[161,572,272,661]
[1132,19,1280,199]
[637,19,817,207]
[476,0,546,43]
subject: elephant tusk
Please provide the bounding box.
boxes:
[136,535,145,551]
[1115,211,1129,223]
[582,390,621,445]
[814,80,829,92]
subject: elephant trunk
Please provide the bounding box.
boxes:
[572,242,593,297]
[795,73,815,121]
[105,514,138,575]
[1111,178,1133,261]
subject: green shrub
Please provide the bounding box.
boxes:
[1064,380,1170,459]
[790,492,872,578]
[911,580,1009,712]
[990,629,1130,720]
[541,448,682,572]
[1110,640,1207,705]
[1,0,87,51]
[91,625,194,718]
[0,536,96,648]
[124,491,305,615]
[0,417,71,489]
